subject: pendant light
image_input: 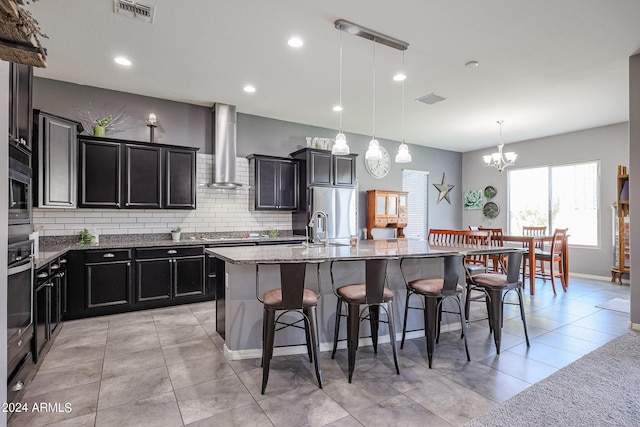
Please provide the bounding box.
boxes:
[483,120,517,173]
[332,32,349,155]
[365,42,382,160]
[395,51,412,163]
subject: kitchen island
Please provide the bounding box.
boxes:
[207,238,510,360]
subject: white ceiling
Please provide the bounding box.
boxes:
[25,0,640,152]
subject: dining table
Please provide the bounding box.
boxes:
[502,235,569,295]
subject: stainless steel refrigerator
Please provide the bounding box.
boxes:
[308,186,357,242]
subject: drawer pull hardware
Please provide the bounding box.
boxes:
[167,250,177,255]
[103,253,115,258]
[11,381,24,392]
[17,340,22,347]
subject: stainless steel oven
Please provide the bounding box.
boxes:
[7,240,34,376]
[8,140,32,227]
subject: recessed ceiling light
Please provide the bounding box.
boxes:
[287,37,303,48]
[393,72,406,82]
[465,60,479,68]
[114,56,132,66]
[332,105,343,112]
[243,85,256,93]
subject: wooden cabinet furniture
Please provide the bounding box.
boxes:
[33,111,82,208]
[248,154,299,210]
[290,148,357,188]
[611,165,630,284]
[9,62,33,150]
[135,246,205,303]
[79,136,198,209]
[366,190,408,239]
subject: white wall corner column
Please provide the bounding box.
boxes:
[629,52,640,329]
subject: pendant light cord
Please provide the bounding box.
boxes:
[372,42,376,138]
[339,31,343,132]
[401,51,405,143]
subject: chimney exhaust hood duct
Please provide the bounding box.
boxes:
[209,103,242,189]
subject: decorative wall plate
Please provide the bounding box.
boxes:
[483,201,500,218]
[484,185,497,199]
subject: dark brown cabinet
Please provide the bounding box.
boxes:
[290,148,357,188]
[166,147,197,209]
[136,246,205,303]
[79,136,198,209]
[9,62,33,150]
[33,111,81,208]
[248,155,299,210]
[125,143,162,208]
[33,256,65,363]
[79,138,121,208]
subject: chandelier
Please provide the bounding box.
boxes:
[483,120,516,173]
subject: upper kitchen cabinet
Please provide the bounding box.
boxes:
[165,147,197,209]
[290,148,357,188]
[248,155,299,210]
[33,111,82,208]
[125,143,162,208]
[79,136,198,209]
[9,62,33,151]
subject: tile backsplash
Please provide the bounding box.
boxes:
[33,154,293,237]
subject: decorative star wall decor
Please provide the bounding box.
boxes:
[433,172,454,204]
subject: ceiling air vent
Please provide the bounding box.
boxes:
[113,0,155,23]
[416,93,446,105]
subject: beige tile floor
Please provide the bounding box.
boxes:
[9,276,631,427]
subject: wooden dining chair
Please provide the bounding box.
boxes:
[521,226,547,282]
[536,228,568,295]
[479,227,506,273]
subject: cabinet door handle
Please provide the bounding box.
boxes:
[17,340,22,347]
[127,262,131,267]
[167,250,177,255]
[103,253,115,258]
[11,381,24,392]
[46,282,54,288]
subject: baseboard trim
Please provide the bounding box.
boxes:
[569,272,629,284]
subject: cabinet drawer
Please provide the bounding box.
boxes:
[387,216,398,224]
[136,246,204,260]
[85,249,131,263]
[374,217,388,227]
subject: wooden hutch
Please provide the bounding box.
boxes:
[366,190,408,239]
[611,165,630,284]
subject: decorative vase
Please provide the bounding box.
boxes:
[171,232,180,242]
[94,125,106,137]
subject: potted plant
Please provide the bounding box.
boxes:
[93,115,113,137]
[78,228,96,245]
[171,227,181,242]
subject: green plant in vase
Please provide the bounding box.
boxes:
[94,115,113,137]
[78,228,95,245]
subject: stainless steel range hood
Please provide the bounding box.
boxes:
[208,103,242,189]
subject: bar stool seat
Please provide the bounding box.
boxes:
[336,284,393,304]
[263,289,318,308]
[408,278,463,295]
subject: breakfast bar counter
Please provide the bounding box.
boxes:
[206,239,512,360]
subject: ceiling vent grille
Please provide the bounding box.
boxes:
[416,93,446,105]
[113,0,155,23]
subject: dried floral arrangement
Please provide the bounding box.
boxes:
[0,0,48,66]
[76,104,132,136]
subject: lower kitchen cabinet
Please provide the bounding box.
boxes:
[33,255,66,363]
[64,245,211,319]
[136,246,205,303]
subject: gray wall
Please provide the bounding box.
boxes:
[33,78,463,232]
[1,60,10,427]
[630,53,639,327]
[462,123,629,279]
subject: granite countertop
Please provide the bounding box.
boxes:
[206,239,524,265]
[206,239,454,264]
[34,235,306,269]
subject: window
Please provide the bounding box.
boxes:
[402,169,429,239]
[507,161,599,246]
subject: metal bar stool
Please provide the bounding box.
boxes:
[330,259,400,383]
[467,251,530,353]
[400,254,470,368]
[256,262,323,394]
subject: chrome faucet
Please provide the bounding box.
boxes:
[309,210,329,246]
